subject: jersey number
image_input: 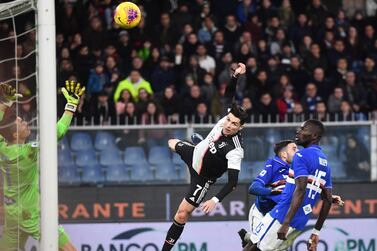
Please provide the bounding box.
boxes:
[308,169,326,199]
[193,184,203,196]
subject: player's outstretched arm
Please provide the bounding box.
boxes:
[277,176,307,240]
[201,169,239,214]
[57,80,85,141]
[224,63,246,99]
[307,188,332,251]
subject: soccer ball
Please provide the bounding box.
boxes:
[114,2,141,29]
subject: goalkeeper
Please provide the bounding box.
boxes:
[0,81,84,251]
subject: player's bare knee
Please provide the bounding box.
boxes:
[174,209,190,224]
[168,139,179,152]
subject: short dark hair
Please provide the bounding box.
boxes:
[274,140,294,155]
[306,119,325,139]
[229,102,248,125]
[0,113,17,142]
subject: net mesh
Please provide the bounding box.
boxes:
[0,0,39,250]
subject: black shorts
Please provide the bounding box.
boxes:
[175,141,215,207]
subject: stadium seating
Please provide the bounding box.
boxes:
[70,132,93,151]
[58,150,75,167]
[75,149,98,167]
[129,164,154,182]
[99,149,123,166]
[124,147,148,166]
[82,165,104,184]
[106,165,130,184]
[59,166,81,186]
[148,146,171,166]
[95,131,117,151]
[154,163,178,181]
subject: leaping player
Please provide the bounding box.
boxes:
[161,63,248,251]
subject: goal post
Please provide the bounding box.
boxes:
[37,0,59,250]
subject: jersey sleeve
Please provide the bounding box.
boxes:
[292,151,310,178]
[254,160,273,185]
[225,147,244,170]
[57,113,73,141]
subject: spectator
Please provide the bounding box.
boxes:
[304,43,328,73]
[271,73,293,99]
[136,88,153,114]
[327,87,345,113]
[183,85,206,118]
[256,92,278,122]
[87,60,109,96]
[208,30,231,61]
[367,80,377,111]
[276,86,295,120]
[289,13,312,49]
[278,0,295,28]
[270,28,288,56]
[314,101,328,121]
[330,58,348,86]
[113,70,153,102]
[82,16,108,51]
[247,69,271,103]
[139,101,167,147]
[342,71,367,113]
[196,44,216,74]
[287,102,305,122]
[91,91,116,125]
[327,39,348,70]
[193,102,210,123]
[360,57,377,89]
[74,45,91,84]
[306,0,328,29]
[153,12,177,47]
[286,56,309,97]
[159,86,181,123]
[312,67,332,100]
[257,0,278,27]
[243,14,263,43]
[301,83,322,113]
[344,135,370,180]
[121,101,139,125]
[182,55,206,86]
[151,56,176,94]
[241,96,257,122]
[198,16,218,44]
[115,89,134,116]
[236,0,257,24]
[201,73,217,102]
[222,15,242,45]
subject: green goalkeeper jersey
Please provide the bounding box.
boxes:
[0,112,72,217]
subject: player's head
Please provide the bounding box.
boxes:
[0,114,31,143]
[295,119,325,147]
[274,140,297,163]
[223,103,248,136]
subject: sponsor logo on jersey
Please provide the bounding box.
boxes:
[319,157,327,166]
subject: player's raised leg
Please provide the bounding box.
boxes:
[162,199,196,251]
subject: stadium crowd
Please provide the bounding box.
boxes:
[2,0,377,124]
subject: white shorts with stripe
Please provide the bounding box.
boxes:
[248,204,264,243]
[253,213,301,251]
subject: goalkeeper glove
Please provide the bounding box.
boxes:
[0,83,22,107]
[61,80,85,113]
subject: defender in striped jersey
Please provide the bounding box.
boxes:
[161,63,248,251]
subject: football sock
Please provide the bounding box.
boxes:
[162,219,185,251]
